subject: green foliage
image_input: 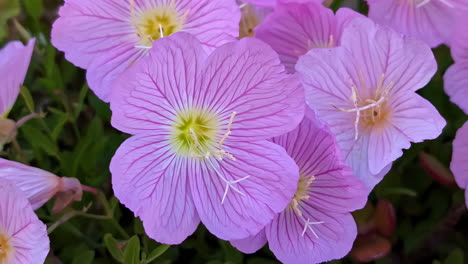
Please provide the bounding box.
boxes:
[2,1,468,264]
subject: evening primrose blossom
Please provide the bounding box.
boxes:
[110,32,304,244]
[296,17,445,189]
[0,180,49,264]
[0,39,36,151]
[231,109,368,264]
[51,0,240,101]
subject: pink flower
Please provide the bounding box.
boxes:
[0,180,49,264]
[255,1,362,72]
[296,17,445,189]
[51,0,241,102]
[231,109,368,264]
[367,0,468,48]
[110,33,304,244]
[451,122,468,206]
[0,158,83,211]
[444,16,468,114]
[0,39,35,150]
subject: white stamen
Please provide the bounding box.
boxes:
[159,24,164,38]
[221,175,250,204]
[219,112,237,147]
[135,45,152,49]
[416,0,431,8]
[300,216,325,238]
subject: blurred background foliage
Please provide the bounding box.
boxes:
[1,0,467,263]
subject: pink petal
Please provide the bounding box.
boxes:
[255,2,335,72]
[340,17,437,97]
[51,0,133,69]
[297,17,443,188]
[0,39,35,115]
[0,181,49,264]
[52,0,240,102]
[451,122,468,190]
[199,37,305,141]
[110,33,208,135]
[0,158,61,210]
[367,0,468,47]
[367,94,445,174]
[256,2,361,72]
[230,229,267,254]
[110,134,200,244]
[451,15,468,62]
[266,207,357,264]
[189,140,299,240]
[273,109,368,212]
[444,62,468,115]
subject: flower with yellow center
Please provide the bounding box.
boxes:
[110,33,304,244]
[231,109,368,264]
[51,0,241,102]
[0,181,50,263]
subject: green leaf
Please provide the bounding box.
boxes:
[0,0,20,41]
[20,85,35,113]
[104,234,123,263]
[22,0,43,20]
[146,244,170,263]
[124,236,141,264]
[444,248,464,264]
[21,124,60,159]
[71,250,94,264]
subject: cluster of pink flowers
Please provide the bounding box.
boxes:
[7,0,468,262]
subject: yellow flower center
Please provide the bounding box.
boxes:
[289,175,315,216]
[0,232,13,263]
[239,4,260,38]
[131,0,187,47]
[170,108,220,157]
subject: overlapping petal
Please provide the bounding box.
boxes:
[367,0,468,47]
[0,39,35,116]
[231,230,267,253]
[296,17,444,189]
[444,63,468,115]
[111,33,207,135]
[110,134,200,244]
[190,140,299,240]
[256,2,361,72]
[52,0,240,102]
[451,122,468,193]
[0,181,49,264]
[272,109,368,212]
[0,158,82,210]
[266,207,357,264]
[198,37,304,141]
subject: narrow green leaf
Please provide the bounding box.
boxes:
[22,124,60,159]
[20,85,35,113]
[104,234,123,263]
[124,236,141,264]
[146,244,170,263]
[71,250,95,264]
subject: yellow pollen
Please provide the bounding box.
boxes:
[239,3,260,38]
[332,73,394,140]
[0,232,13,263]
[131,0,187,47]
[289,175,315,216]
